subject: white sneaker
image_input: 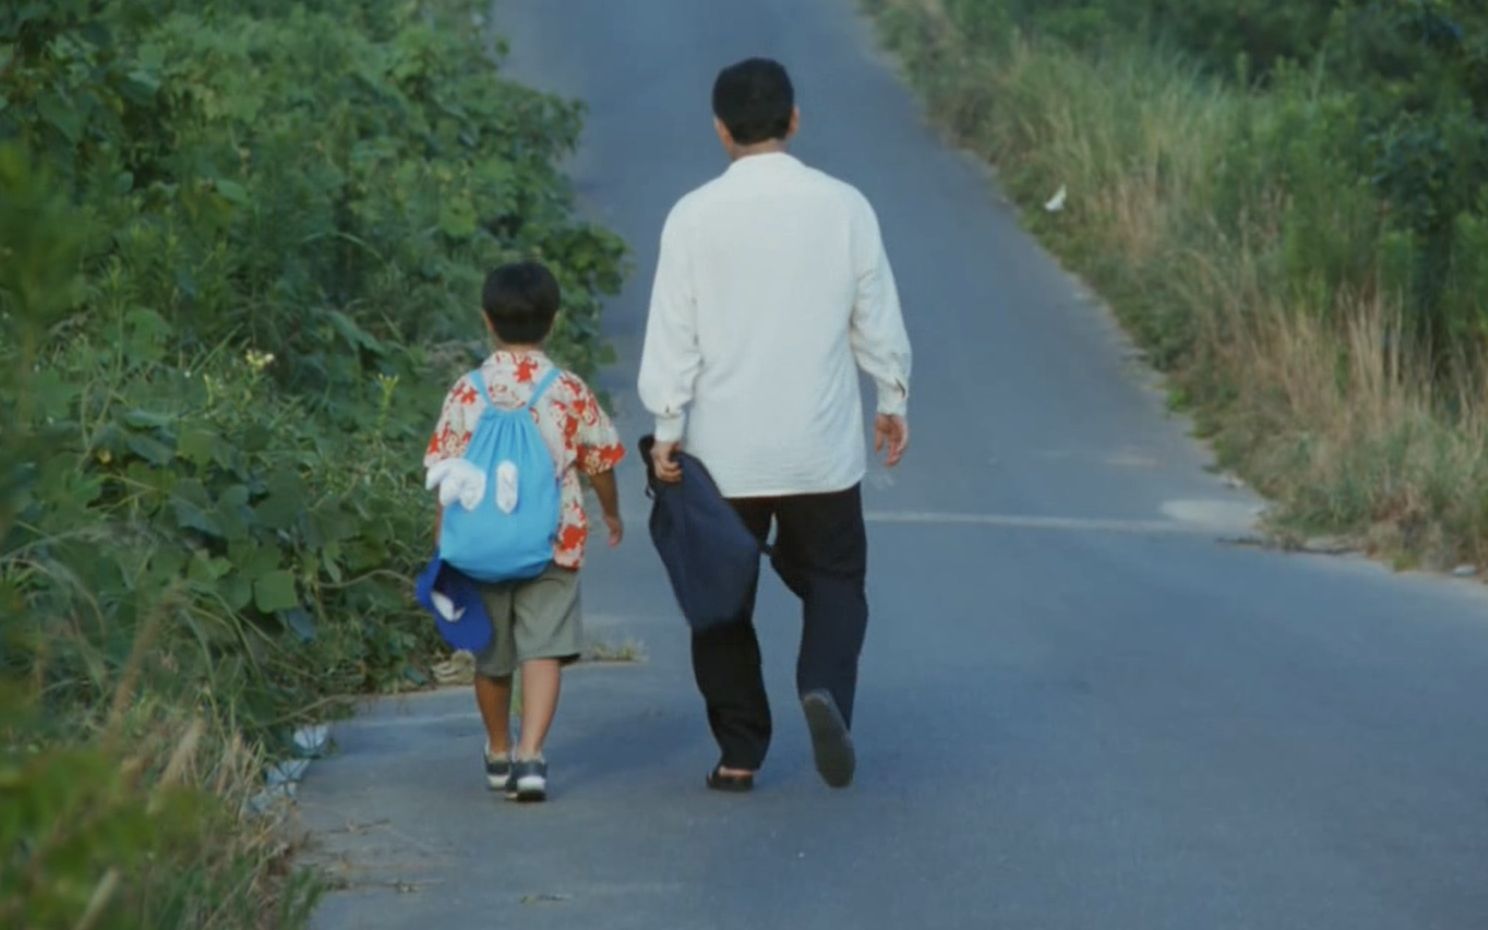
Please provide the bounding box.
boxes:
[484,744,512,792]
[509,756,548,802]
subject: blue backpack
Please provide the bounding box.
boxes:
[437,367,562,583]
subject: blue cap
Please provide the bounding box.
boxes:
[414,556,494,654]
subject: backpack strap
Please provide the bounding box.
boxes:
[527,367,563,409]
[467,368,490,407]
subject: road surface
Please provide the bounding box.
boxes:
[299,2,1488,927]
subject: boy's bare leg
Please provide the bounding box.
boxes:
[516,659,561,758]
[474,674,513,754]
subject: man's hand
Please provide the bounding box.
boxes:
[874,414,909,468]
[604,512,624,547]
[652,440,683,484]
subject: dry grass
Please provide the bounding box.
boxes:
[870,0,1488,569]
[1212,292,1488,566]
[428,635,648,689]
[3,621,321,930]
[582,637,648,664]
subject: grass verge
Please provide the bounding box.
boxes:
[865,0,1488,571]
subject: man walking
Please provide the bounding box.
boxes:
[638,58,912,790]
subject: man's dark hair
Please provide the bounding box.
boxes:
[712,58,794,146]
[482,261,560,345]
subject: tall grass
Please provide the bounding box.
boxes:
[869,0,1488,568]
[3,613,320,930]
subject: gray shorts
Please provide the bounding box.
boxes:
[473,564,584,678]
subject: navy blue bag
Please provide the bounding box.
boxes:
[640,436,765,631]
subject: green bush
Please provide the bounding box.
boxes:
[1,0,625,926]
[868,0,1488,565]
[930,0,1488,366]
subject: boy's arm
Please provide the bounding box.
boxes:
[425,375,476,546]
[587,470,623,547]
[571,376,626,547]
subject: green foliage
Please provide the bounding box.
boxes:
[2,692,321,930]
[869,0,1488,565]
[929,0,1488,366]
[0,0,625,926]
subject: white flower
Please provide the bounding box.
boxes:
[244,349,276,372]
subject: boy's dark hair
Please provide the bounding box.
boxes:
[712,58,794,146]
[482,261,560,345]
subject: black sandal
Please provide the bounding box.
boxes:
[706,765,755,793]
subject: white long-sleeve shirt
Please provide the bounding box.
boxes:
[638,152,912,498]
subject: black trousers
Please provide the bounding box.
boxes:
[692,484,869,770]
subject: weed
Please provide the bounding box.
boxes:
[867,0,1488,569]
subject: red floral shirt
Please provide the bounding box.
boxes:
[424,351,625,569]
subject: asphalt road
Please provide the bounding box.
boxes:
[298,2,1488,927]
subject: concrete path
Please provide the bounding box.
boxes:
[298,2,1488,927]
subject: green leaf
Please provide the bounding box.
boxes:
[172,479,211,507]
[214,489,251,542]
[126,67,162,96]
[34,457,102,511]
[309,504,358,545]
[188,551,232,585]
[227,538,280,581]
[240,423,273,453]
[221,573,253,612]
[341,538,382,572]
[438,198,478,238]
[37,93,84,143]
[254,469,306,530]
[326,310,386,354]
[149,547,188,583]
[214,179,250,206]
[253,570,298,613]
[177,429,219,467]
[320,543,344,583]
[31,369,79,420]
[172,498,222,537]
[123,409,173,430]
[126,433,174,465]
[124,308,169,363]
[125,461,175,501]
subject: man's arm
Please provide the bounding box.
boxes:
[849,195,912,465]
[637,207,701,447]
[637,205,700,482]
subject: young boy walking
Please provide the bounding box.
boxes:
[424,261,625,802]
